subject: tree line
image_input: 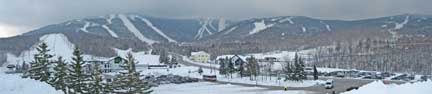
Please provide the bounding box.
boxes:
[218,53,315,82]
[23,42,152,94]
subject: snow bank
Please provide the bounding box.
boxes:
[0,69,61,94]
[343,80,432,94]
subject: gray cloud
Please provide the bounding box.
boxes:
[0,0,431,37]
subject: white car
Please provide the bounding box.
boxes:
[324,80,334,89]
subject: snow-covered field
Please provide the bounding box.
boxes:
[0,69,62,94]
[153,82,312,94]
[140,64,323,88]
[343,80,432,94]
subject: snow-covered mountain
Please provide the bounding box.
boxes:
[198,14,432,53]
[2,14,432,66]
[206,14,432,41]
[24,14,230,43]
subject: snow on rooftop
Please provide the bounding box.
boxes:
[191,51,209,56]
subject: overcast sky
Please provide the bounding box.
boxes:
[0,0,431,37]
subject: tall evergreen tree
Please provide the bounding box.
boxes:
[26,42,53,82]
[50,57,70,94]
[88,63,106,94]
[313,65,319,80]
[246,56,259,80]
[239,59,245,78]
[227,58,235,79]
[112,52,152,94]
[68,47,90,94]
[283,60,292,81]
[292,53,306,81]
[159,49,169,64]
[218,58,227,75]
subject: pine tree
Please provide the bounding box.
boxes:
[218,58,227,75]
[50,57,70,94]
[68,47,90,94]
[112,52,152,94]
[227,59,235,79]
[313,65,319,80]
[239,59,245,78]
[283,60,293,81]
[88,63,105,94]
[298,57,306,80]
[292,53,306,81]
[159,49,168,64]
[198,67,204,75]
[246,56,260,80]
[26,42,53,82]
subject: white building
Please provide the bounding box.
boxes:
[190,51,211,63]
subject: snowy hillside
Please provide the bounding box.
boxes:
[6,34,75,65]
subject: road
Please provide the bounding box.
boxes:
[173,53,405,94]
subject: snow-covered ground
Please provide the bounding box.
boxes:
[153,82,313,94]
[343,80,432,94]
[140,64,323,88]
[0,69,62,94]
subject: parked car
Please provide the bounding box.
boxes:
[324,80,334,89]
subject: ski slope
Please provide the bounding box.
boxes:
[249,20,274,35]
[394,16,410,30]
[80,22,90,33]
[102,25,119,38]
[119,14,157,45]
[134,16,177,43]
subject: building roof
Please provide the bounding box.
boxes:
[191,51,209,56]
